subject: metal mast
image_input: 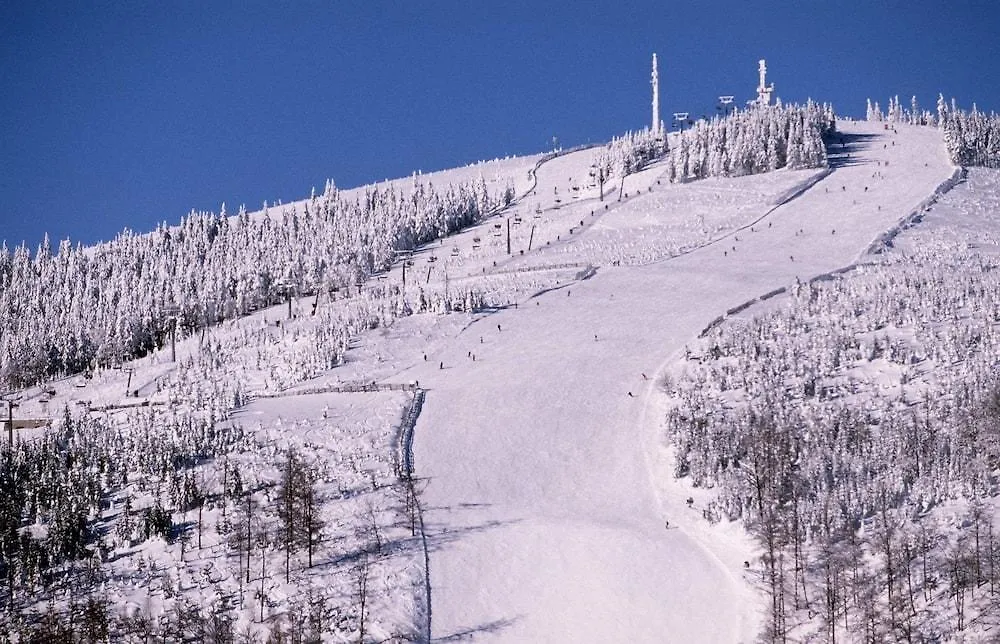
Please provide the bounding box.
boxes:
[651,53,661,134]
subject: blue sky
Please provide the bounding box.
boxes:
[2,1,998,249]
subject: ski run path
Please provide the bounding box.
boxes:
[399,122,955,643]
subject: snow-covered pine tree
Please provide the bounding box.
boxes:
[940,99,1000,167]
[661,102,834,181]
[0,171,512,389]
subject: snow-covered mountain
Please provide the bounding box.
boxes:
[1,102,999,642]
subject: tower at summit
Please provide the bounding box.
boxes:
[756,59,774,106]
[651,53,661,134]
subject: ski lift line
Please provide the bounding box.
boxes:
[395,142,611,284]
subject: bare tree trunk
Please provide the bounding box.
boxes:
[791,499,808,610]
[302,461,323,569]
[222,459,228,518]
[368,505,382,555]
[921,523,931,602]
[776,549,787,643]
[237,526,244,606]
[971,502,984,588]
[903,540,916,618]
[285,455,294,583]
[823,552,837,644]
[306,484,314,568]
[989,521,996,595]
[878,490,896,633]
[246,493,253,584]
[259,534,267,623]
[949,540,969,632]
[357,553,369,643]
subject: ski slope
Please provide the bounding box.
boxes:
[405,121,955,642]
[2,120,959,641]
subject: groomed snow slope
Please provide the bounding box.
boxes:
[408,122,955,643]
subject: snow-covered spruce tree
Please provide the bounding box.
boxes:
[665,240,1000,641]
[594,126,667,190]
[0,173,512,390]
[937,93,948,128]
[867,95,942,128]
[661,101,834,182]
[941,100,1000,167]
[888,95,903,123]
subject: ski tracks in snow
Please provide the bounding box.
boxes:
[405,121,953,643]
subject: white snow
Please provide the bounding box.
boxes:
[7,119,971,642]
[402,121,954,642]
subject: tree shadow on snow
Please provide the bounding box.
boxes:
[825,131,881,169]
[423,516,522,553]
[437,617,521,641]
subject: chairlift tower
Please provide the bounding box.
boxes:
[672,112,689,132]
[718,95,735,117]
[275,277,296,320]
[2,396,16,451]
[163,304,181,362]
[756,59,774,106]
[651,53,661,135]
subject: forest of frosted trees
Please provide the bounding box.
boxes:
[0,375,420,640]
[0,175,512,390]
[665,237,1000,640]
[596,100,834,188]
[941,102,1000,169]
[0,171,519,638]
[662,100,834,181]
[867,93,1000,168]
[0,101,835,393]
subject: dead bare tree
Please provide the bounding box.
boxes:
[278,449,325,578]
[876,488,898,634]
[948,538,971,632]
[367,503,382,556]
[356,553,370,644]
[988,520,997,595]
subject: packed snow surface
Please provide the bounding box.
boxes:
[402,122,954,642]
